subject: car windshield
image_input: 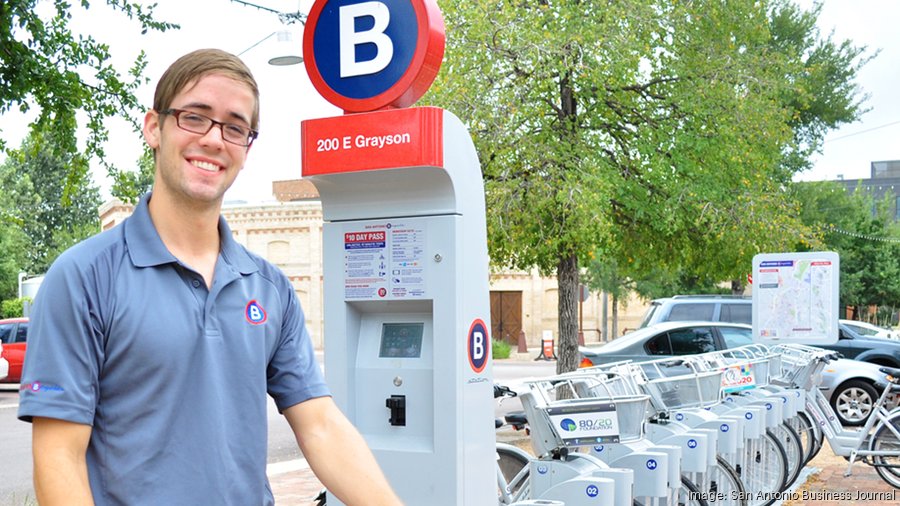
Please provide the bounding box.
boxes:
[667,303,715,322]
[720,303,751,325]
[0,324,13,344]
[15,324,27,343]
[720,326,753,348]
[844,322,879,336]
[639,303,661,328]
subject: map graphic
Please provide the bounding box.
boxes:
[753,252,839,345]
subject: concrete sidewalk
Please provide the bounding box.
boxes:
[268,459,322,505]
[269,437,900,505]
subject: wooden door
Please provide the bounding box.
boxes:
[490,291,522,345]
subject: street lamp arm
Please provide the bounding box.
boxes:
[228,0,306,24]
[238,31,278,57]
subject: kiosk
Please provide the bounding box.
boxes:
[301,1,495,504]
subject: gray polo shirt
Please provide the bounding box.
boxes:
[19,193,330,505]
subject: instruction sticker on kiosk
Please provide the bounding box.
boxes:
[721,364,756,393]
[546,402,620,446]
[343,221,426,300]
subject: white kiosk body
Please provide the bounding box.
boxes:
[302,106,496,505]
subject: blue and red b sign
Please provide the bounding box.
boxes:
[467,319,489,374]
[303,0,445,112]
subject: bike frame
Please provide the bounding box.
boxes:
[802,371,900,475]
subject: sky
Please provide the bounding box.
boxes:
[0,0,897,201]
[792,0,900,182]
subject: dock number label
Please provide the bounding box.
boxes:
[467,319,489,374]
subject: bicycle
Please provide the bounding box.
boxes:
[496,379,707,506]
[770,344,900,489]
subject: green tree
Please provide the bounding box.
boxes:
[110,146,155,203]
[1,297,32,318]
[0,131,102,274]
[1,0,176,196]
[426,0,864,371]
[582,254,640,338]
[792,181,900,316]
[0,220,31,301]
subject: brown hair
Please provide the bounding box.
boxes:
[153,49,260,130]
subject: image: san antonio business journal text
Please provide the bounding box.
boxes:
[689,488,897,502]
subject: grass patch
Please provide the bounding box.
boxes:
[493,339,512,359]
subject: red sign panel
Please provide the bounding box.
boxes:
[301,107,444,175]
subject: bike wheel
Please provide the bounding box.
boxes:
[706,456,747,506]
[772,422,804,488]
[678,475,709,506]
[870,414,900,489]
[740,431,788,506]
[496,443,531,502]
[808,410,825,462]
[788,411,818,465]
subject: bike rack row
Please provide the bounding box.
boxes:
[496,342,900,506]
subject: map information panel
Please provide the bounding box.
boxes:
[752,252,840,345]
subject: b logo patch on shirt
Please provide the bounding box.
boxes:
[245,300,268,325]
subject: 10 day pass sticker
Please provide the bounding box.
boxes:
[343,222,426,300]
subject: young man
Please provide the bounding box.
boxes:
[19,49,401,506]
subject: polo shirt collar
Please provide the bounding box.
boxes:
[124,193,258,275]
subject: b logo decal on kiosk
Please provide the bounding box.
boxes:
[467,319,489,374]
[302,1,495,504]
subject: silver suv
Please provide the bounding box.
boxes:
[639,295,751,328]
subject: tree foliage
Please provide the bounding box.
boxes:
[791,181,900,314]
[0,131,102,277]
[426,0,868,371]
[0,0,176,198]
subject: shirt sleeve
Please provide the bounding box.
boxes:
[266,275,330,412]
[18,250,105,425]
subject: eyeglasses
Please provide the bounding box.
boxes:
[160,108,258,147]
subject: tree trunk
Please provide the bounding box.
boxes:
[612,294,619,338]
[556,253,580,374]
[600,290,608,342]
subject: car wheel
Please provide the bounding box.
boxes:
[831,379,878,426]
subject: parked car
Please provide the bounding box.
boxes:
[0,342,8,381]
[0,317,28,383]
[640,296,900,367]
[822,323,900,368]
[578,321,895,425]
[818,358,897,426]
[639,295,752,328]
[840,319,899,340]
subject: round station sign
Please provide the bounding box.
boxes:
[467,319,489,374]
[303,0,445,112]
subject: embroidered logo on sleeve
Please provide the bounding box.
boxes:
[245,300,268,325]
[20,381,65,393]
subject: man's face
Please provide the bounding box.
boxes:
[142,73,256,206]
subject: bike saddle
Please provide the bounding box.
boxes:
[505,411,529,429]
